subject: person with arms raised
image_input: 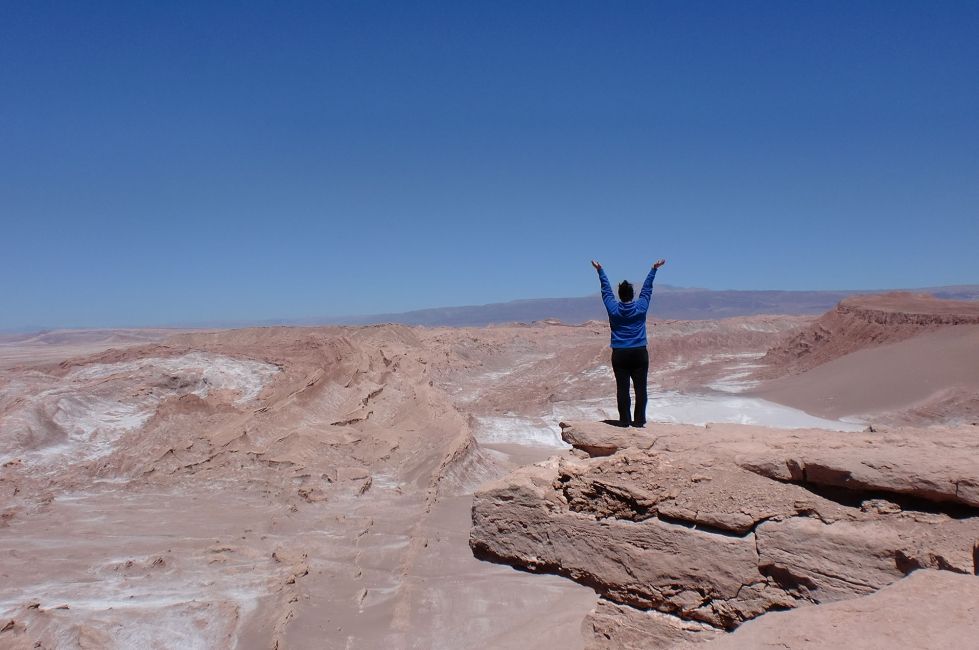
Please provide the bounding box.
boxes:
[591,258,666,428]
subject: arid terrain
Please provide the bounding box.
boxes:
[1,293,977,648]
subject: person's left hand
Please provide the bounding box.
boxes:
[653,259,666,269]
[591,260,602,271]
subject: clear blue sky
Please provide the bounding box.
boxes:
[2,1,977,329]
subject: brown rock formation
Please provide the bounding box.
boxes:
[583,599,722,649]
[471,420,979,645]
[739,433,979,508]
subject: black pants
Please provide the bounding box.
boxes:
[611,346,649,427]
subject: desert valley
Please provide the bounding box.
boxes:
[1,292,978,649]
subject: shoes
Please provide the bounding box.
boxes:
[631,421,646,428]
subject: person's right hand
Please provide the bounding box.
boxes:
[653,259,666,269]
[591,260,602,271]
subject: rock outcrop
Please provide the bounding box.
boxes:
[471,421,979,647]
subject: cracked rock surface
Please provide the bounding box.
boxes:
[470,420,979,647]
[690,569,979,649]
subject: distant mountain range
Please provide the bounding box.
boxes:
[8,285,977,334]
[320,285,979,327]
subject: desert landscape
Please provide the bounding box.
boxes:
[1,292,977,648]
[5,2,976,647]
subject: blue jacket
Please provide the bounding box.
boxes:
[598,267,657,348]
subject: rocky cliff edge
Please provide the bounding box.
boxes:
[470,420,979,648]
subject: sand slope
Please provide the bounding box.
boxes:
[754,324,979,423]
[758,292,979,378]
[754,293,979,424]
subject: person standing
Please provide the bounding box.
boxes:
[591,258,666,427]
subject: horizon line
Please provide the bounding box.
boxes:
[4,282,978,334]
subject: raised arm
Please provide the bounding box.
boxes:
[592,260,618,314]
[637,259,666,310]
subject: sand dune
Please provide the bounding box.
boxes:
[758,292,979,378]
[754,324,979,424]
[753,293,979,424]
[0,328,182,370]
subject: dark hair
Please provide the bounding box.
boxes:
[618,281,634,302]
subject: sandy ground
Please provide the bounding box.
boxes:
[754,324,979,424]
[0,312,927,648]
[1,452,595,649]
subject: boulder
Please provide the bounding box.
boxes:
[560,421,656,457]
